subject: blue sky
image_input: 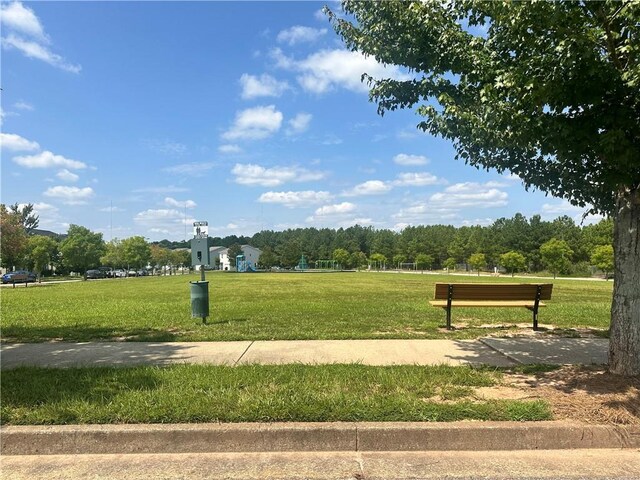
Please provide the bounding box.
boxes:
[1,1,597,242]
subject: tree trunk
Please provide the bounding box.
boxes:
[609,187,640,376]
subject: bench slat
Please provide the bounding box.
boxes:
[429,300,547,308]
[434,283,553,301]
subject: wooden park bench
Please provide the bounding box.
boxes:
[429,283,553,330]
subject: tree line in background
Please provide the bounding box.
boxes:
[247,213,614,278]
[0,203,190,277]
[1,203,614,279]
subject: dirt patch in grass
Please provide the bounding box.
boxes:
[493,366,640,425]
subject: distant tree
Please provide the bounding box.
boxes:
[59,225,105,273]
[149,244,170,272]
[369,252,387,270]
[500,251,527,277]
[170,249,190,271]
[0,204,28,269]
[227,243,243,268]
[121,236,151,270]
[415,253,434,271]
[468,253,487,276]
[9,203,39,234]
[591,245,615,280]
[393,253,407,268]
[101,239,125,269]
[350,251,368,269]
[442,257,457,271]
[332,248,350,269]
[540,238,574,279]
[258,247,278,268]
[26,235,58,280]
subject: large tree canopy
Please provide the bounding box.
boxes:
[329,1,639,213]
[328,0,640,375]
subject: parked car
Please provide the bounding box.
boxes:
[127,270,138,277]
[2,270,37,284]
[113,269,127,278]
[137,269,148,276]
[98,267,113,277]
[85,269,106,279]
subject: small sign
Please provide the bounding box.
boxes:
[193,221,208,238]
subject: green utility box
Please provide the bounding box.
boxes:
[190,281,209,321]
[190,237,210,268]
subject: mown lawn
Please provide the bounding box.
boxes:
[0,272,612,343]
[0,364,551,425]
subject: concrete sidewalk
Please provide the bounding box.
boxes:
[0,337,609,370]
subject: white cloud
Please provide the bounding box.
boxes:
[134,208,195,232]
[503,173,521,182]
[222,105,283,141]
[13,150,86,169]
[162,162,216,176]
[2,34,81,73]
[461,218,495,227]
[306,202,362,225]
[286,112,312,135]
[0,132,39,151]
[1,2,80,73]
[343,180,392,196]
[43,186,94,204]
[258,190,332,208]
[429,182,509,209]
[541,199,583,215]
[56,169,79,182]
[314,202,356,216]
[99,205,125,213]
[0,1,47,41]
[164,197,197,209]
[540,199,604,225]
[271,48,410,94]
[13,101,34,111]
[232,163,326,187]
[393,172,442,187]
[393,153,429,166]
[218,144,242,154]
[277,26,327,45]
[30,202,58,214]
[239,73,289,99]
[144,139,187,156]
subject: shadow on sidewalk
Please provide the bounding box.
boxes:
[0,341,195,370]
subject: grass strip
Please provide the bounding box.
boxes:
[0,364,551,425]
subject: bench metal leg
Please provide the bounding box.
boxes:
[446,284,453,330]
[444,306,452,330]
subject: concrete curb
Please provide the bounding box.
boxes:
[3,421,640,455]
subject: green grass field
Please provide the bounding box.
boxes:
[0,364,551,425]
[0,272,612,343]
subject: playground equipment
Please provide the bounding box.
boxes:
[399,262,417,271]
[296,254,309,270]
[236,254,256,273]
[315,259,339,270]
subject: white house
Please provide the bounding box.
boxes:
[209,245,261,271]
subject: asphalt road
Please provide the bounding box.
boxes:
[3,449,639,479]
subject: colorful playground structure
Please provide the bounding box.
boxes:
[236,254,256,273]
